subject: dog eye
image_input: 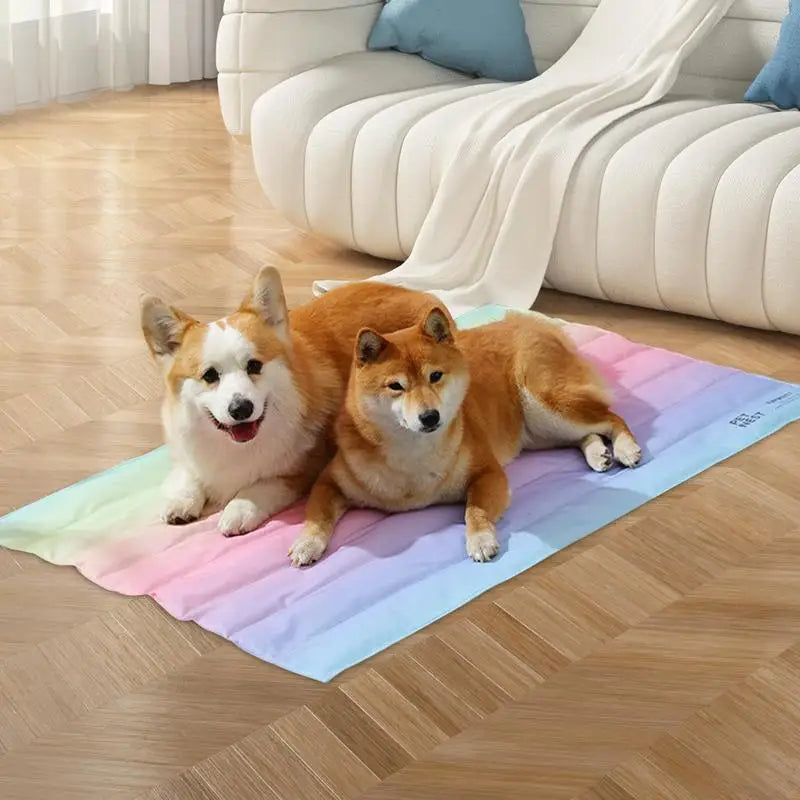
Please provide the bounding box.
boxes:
[246,359,262,376]
[388,382,404,392]
[201,367,219,384]
[429,371,443,384]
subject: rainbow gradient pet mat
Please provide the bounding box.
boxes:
[1,306,798,681]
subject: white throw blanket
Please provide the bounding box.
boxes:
[313,0,735,315]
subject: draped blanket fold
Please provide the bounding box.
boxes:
[313,0,735,315]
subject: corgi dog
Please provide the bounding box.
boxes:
[289,308,641,566]
[140,268,438,536]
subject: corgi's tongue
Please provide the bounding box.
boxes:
[229,420,260,443]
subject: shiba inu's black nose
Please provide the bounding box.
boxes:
[418,409,440,430]
[229,397,254,422]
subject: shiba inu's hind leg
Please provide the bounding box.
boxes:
[564,393,641,471]
[513,318,641,471]
[579,433,614,473]
[606,413,642,468]
[521,382,641,472]
[575,404,641,471]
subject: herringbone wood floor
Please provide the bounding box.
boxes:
[1,82,799,800]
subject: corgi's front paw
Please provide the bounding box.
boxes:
[219,497,266,537]
[288,533,328,567]
[466,528,499,562]
[162,490,205,525]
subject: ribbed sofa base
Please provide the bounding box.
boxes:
[250,52,800,334]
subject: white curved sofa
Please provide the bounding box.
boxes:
[217,0,800,334]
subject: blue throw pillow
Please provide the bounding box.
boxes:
[745,0,800,109]
[368,0,536,83]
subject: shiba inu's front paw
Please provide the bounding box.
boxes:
[162,491,205,525]
[613,433,642,468]
[466,529,499,562]
[219,498,266,537]
[288,533,328,567]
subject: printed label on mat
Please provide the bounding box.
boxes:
[729,390,800,428]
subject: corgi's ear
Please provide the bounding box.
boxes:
[356,328,389,365]
[140,296,196,359]
[243,266,289,339]
[421,306,454,344]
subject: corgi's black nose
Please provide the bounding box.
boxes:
[229,397,254,422]
[418,409,440,430]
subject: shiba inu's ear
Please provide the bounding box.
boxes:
[421,306,454,344]
[356,328,389,365]
[244,266,289,339]
[140,296,196,359]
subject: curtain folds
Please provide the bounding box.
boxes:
[0,0,223,114]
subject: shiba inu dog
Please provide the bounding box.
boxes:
[140,268,437,536]
[289,308,641,566]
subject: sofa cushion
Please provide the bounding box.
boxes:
[368,0,536,82]
[250,51,475,233]
[745,0,800,109]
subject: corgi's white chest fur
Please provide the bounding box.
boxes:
[338,425,471,513]
[164,359,311,506]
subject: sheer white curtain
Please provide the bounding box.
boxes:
[0,0,223,114]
